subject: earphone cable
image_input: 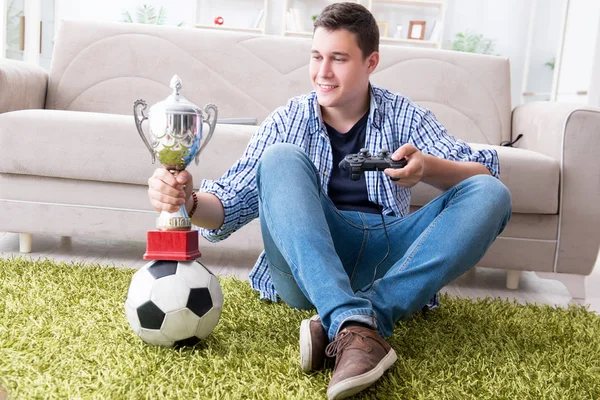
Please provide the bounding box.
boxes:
[358,169,390,293]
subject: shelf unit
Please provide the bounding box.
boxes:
[194,0,446,49]
[367,0,446,49]
[282,0,361,38]
[195,0,268,34]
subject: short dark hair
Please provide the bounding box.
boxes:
[313,2,379,58]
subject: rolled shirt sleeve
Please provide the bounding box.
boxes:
[409,109,500,179]
[199,110,284,242]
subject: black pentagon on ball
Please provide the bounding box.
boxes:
[137,301,165,329]
[187,287,213,317]
[174,336,201,348]
[148,260,178,279]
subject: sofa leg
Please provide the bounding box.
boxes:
[535,272,587,300]
[506,270,521,290]
[19,233,32,253]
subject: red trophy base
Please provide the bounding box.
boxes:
[144,230,202,261]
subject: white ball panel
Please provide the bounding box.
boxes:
[161,308,201,341]
[176,261,212,289]
[138,328,175,347]
[124,300,141,335]
[195,306,222,339]
[208,274,224,308]
[126,268,156,308]
[150,275,190,313]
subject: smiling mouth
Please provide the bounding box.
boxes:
[318,84,339,90]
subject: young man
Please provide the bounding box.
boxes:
[148,3,511,399]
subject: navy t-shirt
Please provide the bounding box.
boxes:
[326,112,381,214]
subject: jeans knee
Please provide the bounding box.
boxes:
[258,143,304,174]
[469,174,512,221]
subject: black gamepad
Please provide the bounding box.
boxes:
[339,148,407,181]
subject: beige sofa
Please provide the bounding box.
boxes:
[0,20,598,299]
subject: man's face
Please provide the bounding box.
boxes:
[310,27,378,111]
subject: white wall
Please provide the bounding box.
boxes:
[54,0,196,34]
[555,0,600,103]
[524,0,567,101]
[444,0,539,108]
[589,15,600,107]
[47,0,598,108]
[0,0,6,59]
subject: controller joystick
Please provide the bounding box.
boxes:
[339,148,407,181]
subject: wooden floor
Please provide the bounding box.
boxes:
[1,231,598,313]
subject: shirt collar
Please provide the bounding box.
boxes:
[307,83,382,135]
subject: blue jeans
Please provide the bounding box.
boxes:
[256,143,511,340]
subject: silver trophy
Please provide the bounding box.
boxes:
[134,74,218,231]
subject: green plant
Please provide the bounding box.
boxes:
[449,30,496,55]
[545,57,556,70]
[121,4,183,26]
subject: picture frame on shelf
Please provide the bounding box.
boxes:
[408,21,426,40]
[376,21,389,38]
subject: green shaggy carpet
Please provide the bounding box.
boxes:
[1,256,599,400]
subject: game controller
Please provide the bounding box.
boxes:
[339,148,407,181]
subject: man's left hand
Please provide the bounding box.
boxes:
[384,143,424,188]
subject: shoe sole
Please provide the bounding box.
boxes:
[327,348,398,400]
[299,319,313,372]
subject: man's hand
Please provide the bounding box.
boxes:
[148,169,194,213]
[384,143,424,188]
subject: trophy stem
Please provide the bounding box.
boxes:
[154,169,193,231]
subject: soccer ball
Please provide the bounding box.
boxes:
[124,259,223,347]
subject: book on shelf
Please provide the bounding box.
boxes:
[288,7,305,32]
[253,8,264,29]
[427,20,441,42]
[286,10,296,31]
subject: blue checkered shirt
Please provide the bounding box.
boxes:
[199,84,499,307]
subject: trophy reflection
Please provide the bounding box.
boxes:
[134,75,217,260]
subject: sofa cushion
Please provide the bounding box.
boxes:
[0,109,254,187]
[0,110,558,215]
[411,144,559,214]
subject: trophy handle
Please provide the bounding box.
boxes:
[196,103,218,165]
[133,99,156,164]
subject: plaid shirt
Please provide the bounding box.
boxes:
[199,84,499,304]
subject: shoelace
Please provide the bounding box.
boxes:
[325,329,371,358]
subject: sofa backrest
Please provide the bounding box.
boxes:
[46,20,511,145]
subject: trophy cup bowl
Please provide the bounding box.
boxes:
[134,74,218,260]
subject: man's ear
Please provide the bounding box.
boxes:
[366,52,379,73]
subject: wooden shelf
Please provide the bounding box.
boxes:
[195,0,267,35]
[371,0,443,7]
[194,24,264,34]
[368,0,445,48]
[282,31,312,37]
[380,37,440,47]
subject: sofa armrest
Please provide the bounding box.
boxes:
[0,59,48,113]
[512,102,600,276]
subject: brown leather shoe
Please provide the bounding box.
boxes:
[326,326,397,400]
[300,315,329,372]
